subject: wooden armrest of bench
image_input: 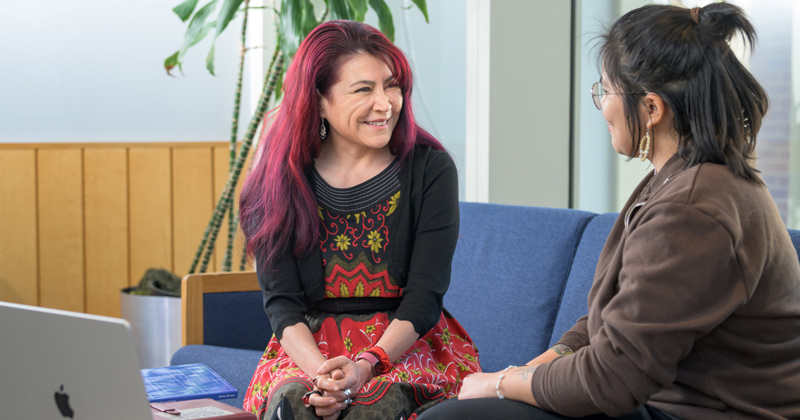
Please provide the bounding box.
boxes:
[181,271,259,346]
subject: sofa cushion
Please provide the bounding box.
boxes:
[444,202,595,371]
[549,212,618,347]
[171,345,263,411]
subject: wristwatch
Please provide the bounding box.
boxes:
[355,351,380,376]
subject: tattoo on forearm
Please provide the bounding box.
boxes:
[516,365,539,381]
[552,344,574,357]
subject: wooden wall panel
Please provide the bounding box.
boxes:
[84,149,128,317]
[213,146,231,272]
[37,149,84,312]
[0,142,246,315]
[0,150,39,305]
[173,148,214,277]
[129,148,172,285]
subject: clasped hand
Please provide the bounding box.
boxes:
[305,356,372,420]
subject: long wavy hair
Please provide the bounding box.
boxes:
[600,3,768,182]
[240,20,444,268]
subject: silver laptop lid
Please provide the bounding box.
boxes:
[0,301,152,420]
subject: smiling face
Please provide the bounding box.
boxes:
[319,53,403,155]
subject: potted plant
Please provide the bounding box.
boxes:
[120,0,429,369]
[120,268,182,369]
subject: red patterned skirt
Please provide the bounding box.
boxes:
[243,309,480,420]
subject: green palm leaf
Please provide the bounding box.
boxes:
[410,0,428,22]
[368,0,394,42]
[173,0,199,21]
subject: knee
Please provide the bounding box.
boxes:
[273,380,311,401]
[419,398,545,420]
[417,398,472,420]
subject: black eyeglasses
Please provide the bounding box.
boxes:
[590,81,638,110]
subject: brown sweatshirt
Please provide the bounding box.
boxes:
[532,155,800,419]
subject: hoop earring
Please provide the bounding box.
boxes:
[320,118,327,140]
[638,130,651,162]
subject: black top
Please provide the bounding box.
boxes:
[255,145,460,340]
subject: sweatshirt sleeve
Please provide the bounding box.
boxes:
[532,202,749,417]
[256,250,309,341]
[393,151,460,336]
[555,315,590,351]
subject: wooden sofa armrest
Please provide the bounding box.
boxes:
[181,271,259,346]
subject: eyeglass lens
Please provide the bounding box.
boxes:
[591,82,605,110]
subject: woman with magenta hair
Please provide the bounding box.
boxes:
[238,20,480,420]
[420,3,800,420]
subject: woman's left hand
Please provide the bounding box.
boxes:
[316,356,371,394]
[458,372,498,400]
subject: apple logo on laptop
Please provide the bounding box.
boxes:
[55,385,74,418]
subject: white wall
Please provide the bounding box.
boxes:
[1,0,248,143]
[487,1,572,208]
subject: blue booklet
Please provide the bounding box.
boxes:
[141,363,238,403]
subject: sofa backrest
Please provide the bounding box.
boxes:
[789,229,800,263]
[549,213,617,347]
[444,202,595,372]
[203,291,271,350]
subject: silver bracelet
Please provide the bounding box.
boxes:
[495,365,517,399]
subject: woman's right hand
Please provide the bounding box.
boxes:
[309,369,347,420]
[316,356,373,394]
[312,357,375,419]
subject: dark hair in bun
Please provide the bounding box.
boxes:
[600,3,767,182]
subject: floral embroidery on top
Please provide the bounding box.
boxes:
[387,191,400,216]
[324,254,401,298]
[334,234,351,251]
[367,230,383,253]
[319,190,401,298]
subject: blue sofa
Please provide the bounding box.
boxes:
[172,202,800,410]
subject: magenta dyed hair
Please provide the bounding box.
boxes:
[239,20,445,267]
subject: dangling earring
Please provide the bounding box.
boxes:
[320,118,327,140]
[638,129,651,162]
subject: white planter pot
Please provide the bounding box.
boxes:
[120,288,182,369]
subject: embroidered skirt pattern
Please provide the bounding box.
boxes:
[243,310,480,420]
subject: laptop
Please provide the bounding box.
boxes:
[0,301,153,420]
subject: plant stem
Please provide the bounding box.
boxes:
[222,0,251,272]
[239,231,249,270]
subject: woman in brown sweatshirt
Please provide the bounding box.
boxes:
[419,3,800,420]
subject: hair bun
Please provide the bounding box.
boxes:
[692,3,756,47]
